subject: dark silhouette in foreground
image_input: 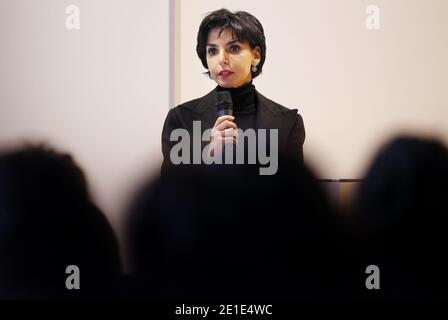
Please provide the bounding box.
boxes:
[0,145,121,299]
[353,136,448,299]
[127,158,348,299]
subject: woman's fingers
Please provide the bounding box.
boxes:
[215,136,237,145]
[210,115,238,155]
[215,120,237,131]
[213,115,235,128]
[213,115,237,132]
[207,136,236,157]
[221,128,238,137]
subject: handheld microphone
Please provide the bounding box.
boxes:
[215,91,233,117]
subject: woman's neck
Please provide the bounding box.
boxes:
[216,81,256,113]
[217,80,253,94]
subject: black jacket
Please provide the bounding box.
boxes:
[161,87,305,174]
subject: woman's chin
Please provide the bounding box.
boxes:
[216,80,243,89]
[216,81,233,88]
[215,76,252,89]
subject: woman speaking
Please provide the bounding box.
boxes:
[162,8,305,174]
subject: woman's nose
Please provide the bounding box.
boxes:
[218,50,229,65]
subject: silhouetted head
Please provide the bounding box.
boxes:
[127,158,343,299]
[0,144,121,299]
[354,136,448,298]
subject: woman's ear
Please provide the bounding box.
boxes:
[252,46,261,65]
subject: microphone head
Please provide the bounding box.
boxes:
[215,91,233,117]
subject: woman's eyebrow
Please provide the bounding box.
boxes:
[226,40,240,45]
[206,40,240,47]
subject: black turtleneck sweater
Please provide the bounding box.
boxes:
[216,81,257,131]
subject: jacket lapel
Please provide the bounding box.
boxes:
[197,88,295,137]
[255,91,298,149]
[255,91,277,130]
[198,88,218,131]
[195,88,296,153]
[198,88,283,130]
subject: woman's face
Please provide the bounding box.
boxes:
[206,28,260,88]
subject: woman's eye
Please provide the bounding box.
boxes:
[229,45,240,53]
[207,47,217,55]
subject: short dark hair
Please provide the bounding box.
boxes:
[196,8,266,79]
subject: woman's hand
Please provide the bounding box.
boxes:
[208,115,238,157]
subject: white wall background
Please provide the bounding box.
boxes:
[0,0,170,240]
[177,0,448,179]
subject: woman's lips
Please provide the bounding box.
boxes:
[218,71,233,79]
